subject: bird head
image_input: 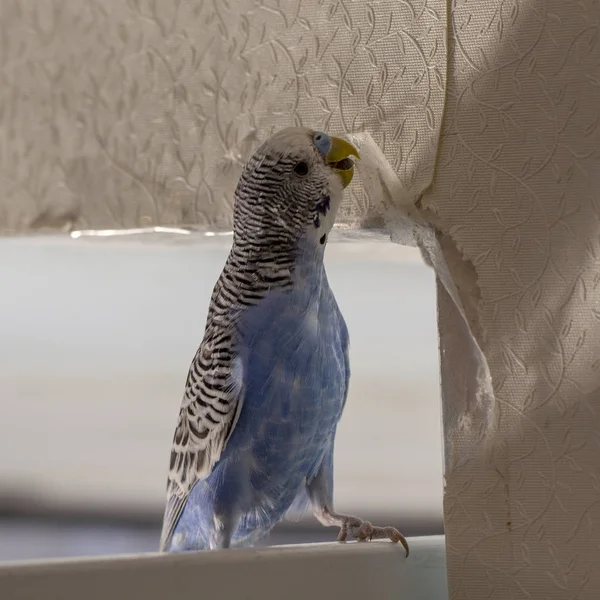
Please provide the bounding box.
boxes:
[233,127,360,249]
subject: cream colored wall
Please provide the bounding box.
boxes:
[426,2,600,597]
[0,0,445,233]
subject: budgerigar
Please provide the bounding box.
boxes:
[159,127,408,556]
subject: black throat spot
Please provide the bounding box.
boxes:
[316,195,331,216]
[313,195,331,229]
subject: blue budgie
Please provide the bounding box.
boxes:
[159,128,408,556]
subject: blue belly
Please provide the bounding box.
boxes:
[172,279,348,550]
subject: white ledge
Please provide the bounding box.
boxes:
[0,537,447,600]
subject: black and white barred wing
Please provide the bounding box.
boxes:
[159,332,244,552]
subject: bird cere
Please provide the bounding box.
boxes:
[160,128,409,557]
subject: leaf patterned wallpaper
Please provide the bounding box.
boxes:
[0,0,445,233]
[421,1,600,598]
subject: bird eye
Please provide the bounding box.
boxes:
[294,161,309,176]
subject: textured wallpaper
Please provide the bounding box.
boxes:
[423,1,600,598]
[0,0,444,233]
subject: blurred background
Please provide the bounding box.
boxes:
[0,228,442,561]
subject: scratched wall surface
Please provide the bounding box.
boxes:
[3,1,600,598]
[422,1,600,598]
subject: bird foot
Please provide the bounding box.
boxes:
[331,512,409,557]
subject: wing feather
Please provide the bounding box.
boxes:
[159,324,244,551]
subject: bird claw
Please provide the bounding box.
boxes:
[335,514,409,557]
[369,525,410,557]
[336,516,372,542]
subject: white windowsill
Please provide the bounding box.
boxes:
[0,536,448,600]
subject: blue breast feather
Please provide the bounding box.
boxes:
[171,268,349,550]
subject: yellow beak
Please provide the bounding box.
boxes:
[325,137,360,189]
